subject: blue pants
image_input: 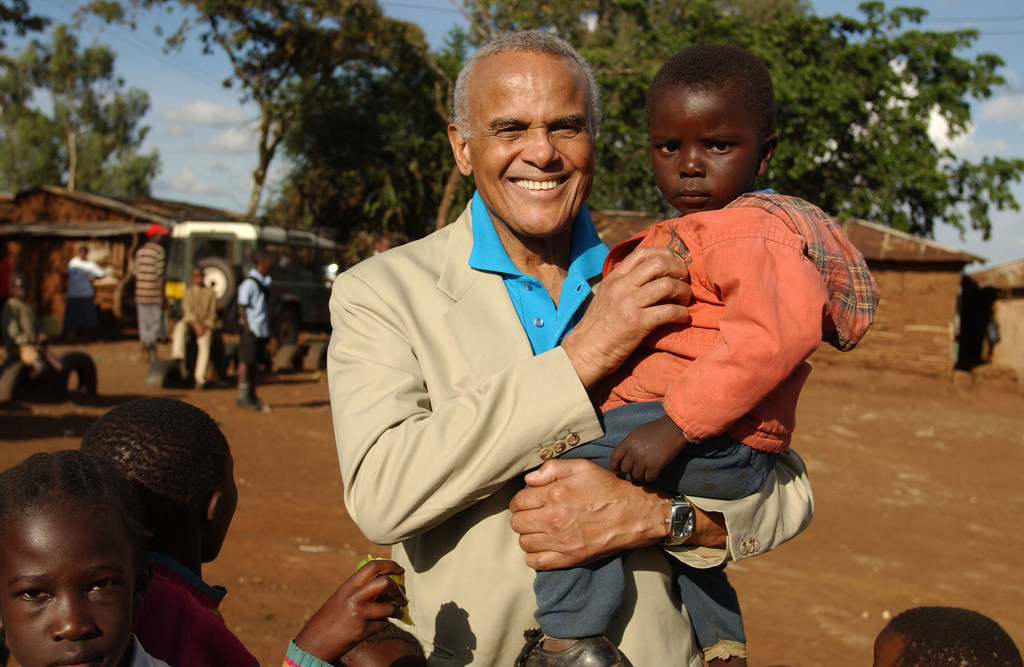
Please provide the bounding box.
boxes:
[533,401,777,650]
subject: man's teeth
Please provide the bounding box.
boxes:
[513,179,557,191]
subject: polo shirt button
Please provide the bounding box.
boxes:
[565,433,580,446]
[524,282,533,291]
[533,318,544,327]
[553,441,566,454]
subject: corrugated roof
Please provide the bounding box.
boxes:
[9,186,246,225]
[0,220,151,238]
[969,258,1024,290]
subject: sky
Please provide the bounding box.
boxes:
[18,0,1024,269]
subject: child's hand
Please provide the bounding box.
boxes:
[609,415,691,483]
[292,558,408,663]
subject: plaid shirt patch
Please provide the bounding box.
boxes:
[726,192,880,351]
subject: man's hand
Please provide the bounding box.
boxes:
[609,415,690,483]
[509,459,670,570]
[561,246,691,388]
[191,322,206,337]
[293,559,407,662]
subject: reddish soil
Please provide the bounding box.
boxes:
[2,338,1022,667]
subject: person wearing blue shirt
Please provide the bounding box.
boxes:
[237,249,273,412]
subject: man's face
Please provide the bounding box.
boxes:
[448,51,595,247]
[190,268,204,286]
[649,83,776,216]
[0,503,138,667]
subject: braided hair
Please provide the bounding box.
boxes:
[80,397,231,538]
[0,449,148,562]
[886,606,1023,666]
[646,43,776,142]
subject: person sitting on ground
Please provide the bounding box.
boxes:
[0,449,170,667]
[528,43,878,666]
[873,606,1023,667]
[170,265,220,389]
[81,397,418,667]
[1,273,61,379]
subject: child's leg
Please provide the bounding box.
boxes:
[531,402,665,641]
[533,555,624,639]
[673,561,747,663]
[663,436,776,660]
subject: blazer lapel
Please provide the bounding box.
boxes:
[438,205,534,384]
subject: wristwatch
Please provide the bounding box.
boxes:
[664,495,695,546]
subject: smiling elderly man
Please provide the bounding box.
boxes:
[327,30,813,666]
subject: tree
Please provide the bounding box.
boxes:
[86,0,433,219]
[0,0,47,51]
[264,30,469,249]
[0,23,158,195]
[455,0,1022,239]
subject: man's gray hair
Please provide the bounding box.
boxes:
[451,29,602,139]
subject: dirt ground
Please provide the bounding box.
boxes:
[2,337,1022,667]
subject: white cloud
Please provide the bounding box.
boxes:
[979,92,1024,128]
[160,101,248,127]
[166,168,222,195]
[165,124,190,138]
[205,127,257,154]
[927,109,1009,160]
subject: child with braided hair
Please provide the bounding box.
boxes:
[0,449,169,667]
[82,397,424,667]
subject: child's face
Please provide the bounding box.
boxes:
[0,502,139,667]
[649,82,776,216]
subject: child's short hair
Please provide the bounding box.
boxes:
[885,606,1022,666]
[646,43,776,141]
[0,449,148,561]
[80,397,231,534]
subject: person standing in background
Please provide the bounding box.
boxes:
[0,242,11,314]
[64,244,108,340]
[171,265,220,389]
[135,224,169,363]
[236,248,273,412]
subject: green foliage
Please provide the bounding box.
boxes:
[455,0,1022,239]
[0,0,48,51]
[0,23,158,195]
[264,31,471,245]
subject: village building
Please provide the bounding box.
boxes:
[0,185,244,335]
[960,259,1024,382]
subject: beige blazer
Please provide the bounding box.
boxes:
[327,203,814,666]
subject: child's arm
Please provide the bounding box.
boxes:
[609,414,697,482]
[290,559,408,663]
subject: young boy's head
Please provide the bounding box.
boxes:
[0,450,149,667]
[80,397,237,570]
[646,43,777,216]
[874,606,1023,667]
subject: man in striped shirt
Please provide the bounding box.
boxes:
[135,224,169,362]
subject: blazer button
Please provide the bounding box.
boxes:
[553,441,566,454]
[539,448,553,460]
[565,433,580,446]
[739,540,748,556]
[751,538,760,553]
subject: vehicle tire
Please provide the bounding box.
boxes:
[304,340,328,371]
[275,307,300,346]
[198,256,237,310]
[145,358,183,387]
[0,361,28,403]
[58,351,97,396]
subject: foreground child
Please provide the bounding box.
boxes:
[874,606,1022,667]
[526,44,879,666]
[82,397,423,667]
[0,450,169,667]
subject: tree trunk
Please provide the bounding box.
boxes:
[435,165,463,231]
[66,128,77,191]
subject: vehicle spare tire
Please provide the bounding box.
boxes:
[197,256,237,310]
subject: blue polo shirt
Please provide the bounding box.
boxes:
[468,191,608,354]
